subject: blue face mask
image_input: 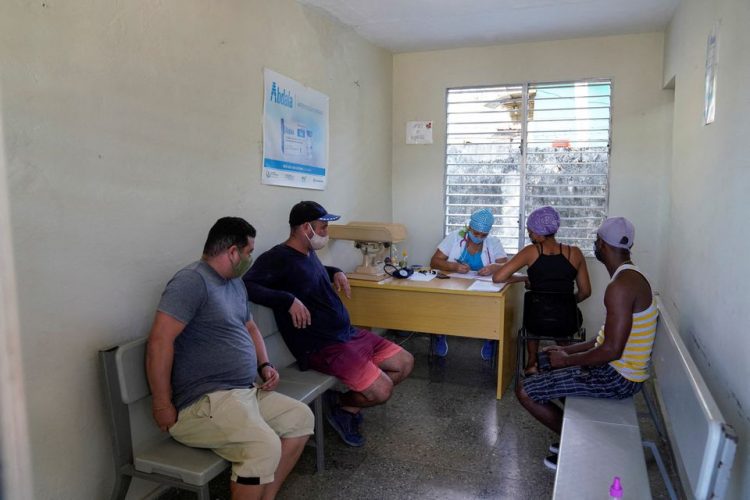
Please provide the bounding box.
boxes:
[468,231,486,244]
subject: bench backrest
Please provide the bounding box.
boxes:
[100,304,297,475]
[251,302,296,368]
[653,297,737,500]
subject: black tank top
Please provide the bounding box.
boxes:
[527,243,577,294]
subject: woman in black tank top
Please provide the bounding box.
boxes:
[492,207,592,373]
[527,242,578,293]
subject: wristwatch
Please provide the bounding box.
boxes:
[257,362,274,374]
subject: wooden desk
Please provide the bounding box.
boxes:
[339,277,524,399]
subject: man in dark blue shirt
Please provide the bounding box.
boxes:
[244,201,414,447]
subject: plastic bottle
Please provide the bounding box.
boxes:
[609,476,623,499]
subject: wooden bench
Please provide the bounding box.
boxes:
[100,304,336,500]
[553,296,737,499]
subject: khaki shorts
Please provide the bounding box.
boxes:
[169,388,314,484]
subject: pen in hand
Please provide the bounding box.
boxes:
[454,259,470,274]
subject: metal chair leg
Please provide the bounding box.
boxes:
[196,484,211,500]
[641,383,667,441]
[643,440,678,500]
[313,396,325,473]
[515,330,526,388]
[109,472,132,500]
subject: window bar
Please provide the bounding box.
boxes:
[517,83,529,251]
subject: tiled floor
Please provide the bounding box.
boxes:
[162,332,682,499]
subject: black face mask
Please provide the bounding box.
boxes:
[593,241,604,263]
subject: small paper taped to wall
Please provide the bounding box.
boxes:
[406,121,433,144]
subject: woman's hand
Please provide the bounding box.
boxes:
[477,263,499,276]
[454,262,470,273]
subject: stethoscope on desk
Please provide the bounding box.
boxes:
[383,263,413,279]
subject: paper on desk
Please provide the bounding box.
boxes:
[467,280,506,292]
[446,270,494,282]
[408,272,436,282]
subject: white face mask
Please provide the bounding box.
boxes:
[306,223,329,250]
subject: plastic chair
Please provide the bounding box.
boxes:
[516,290,586,382]
[100,338,229,500]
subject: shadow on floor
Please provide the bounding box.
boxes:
[159,332,682,499]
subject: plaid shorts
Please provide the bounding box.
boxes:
[522,364,642,404]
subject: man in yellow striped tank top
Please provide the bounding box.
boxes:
[516,217,658,471]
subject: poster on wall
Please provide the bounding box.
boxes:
[704,22,719,125]
[262,69,329,190]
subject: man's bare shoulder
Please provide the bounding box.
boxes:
[606,269,651,310]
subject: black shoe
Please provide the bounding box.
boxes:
[549,442,560,454]
[543,454,558,471]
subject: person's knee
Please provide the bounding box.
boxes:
[402,351,415,373]
[516,382,529,402]
[258,431,283,468]
[274,400,315,439]
[292,403,315,434]
[233,431,282,484]
[365,376,394,404]
[387,351,414,383]
[394,350,414,375]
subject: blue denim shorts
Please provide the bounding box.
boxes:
[522,364,642,404]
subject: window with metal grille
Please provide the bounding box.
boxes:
[445,80,611,254]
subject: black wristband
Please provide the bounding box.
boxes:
[257,362,274,374]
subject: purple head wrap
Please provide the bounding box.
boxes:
[526,206,561,236]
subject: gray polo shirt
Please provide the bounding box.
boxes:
[158,260,257,410]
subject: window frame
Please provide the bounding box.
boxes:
[442,78,613,255]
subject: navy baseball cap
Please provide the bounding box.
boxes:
[289,201,341,226]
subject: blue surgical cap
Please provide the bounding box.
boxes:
[469,208,495,233]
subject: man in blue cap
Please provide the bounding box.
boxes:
[244,201,414,448]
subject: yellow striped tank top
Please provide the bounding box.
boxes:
[594,263,659,382]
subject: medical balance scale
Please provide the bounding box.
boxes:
[328,222,408,281]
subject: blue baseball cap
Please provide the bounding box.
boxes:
[289,201,341,226]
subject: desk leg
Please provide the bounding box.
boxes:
[496,351,505,400]
[496,284,523,399]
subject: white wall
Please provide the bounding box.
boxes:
[663,0,750,497]
[0,1,392,498]
[0,92,34,500]
[392,33,674,334]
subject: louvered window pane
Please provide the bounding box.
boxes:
[445,80,612,254]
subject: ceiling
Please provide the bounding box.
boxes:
[298,0,680,53]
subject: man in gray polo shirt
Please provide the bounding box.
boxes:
[146,217,313,499]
